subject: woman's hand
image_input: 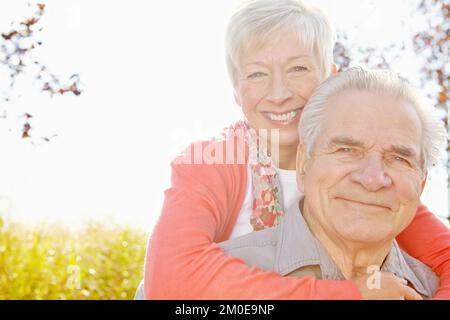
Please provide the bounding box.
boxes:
[353,271,423,300]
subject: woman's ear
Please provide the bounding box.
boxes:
[234,91,242,107]
[330,63,337,76]
[296,143,307,193]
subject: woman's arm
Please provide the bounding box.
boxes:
[143,143,361,299]
[396,204,450,299]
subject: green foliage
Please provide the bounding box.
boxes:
[0,218,147,299]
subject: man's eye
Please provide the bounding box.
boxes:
[289,66,308,72]
[247,72,266,79]
[337,147,354,153]
[392,155,411,166]
[335,147,364,158]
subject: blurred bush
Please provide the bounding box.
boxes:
[0,217,147,300]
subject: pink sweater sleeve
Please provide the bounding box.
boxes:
[396,204,450,299]
[144,145,361,299]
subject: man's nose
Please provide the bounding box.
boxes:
[266,72,293,105]
[350,153,393,191]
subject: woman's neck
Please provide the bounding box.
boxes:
[271,144,297,170]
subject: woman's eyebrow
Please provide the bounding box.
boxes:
[286,54,313,61]
[242,55,313,67]
[242,61,267,68]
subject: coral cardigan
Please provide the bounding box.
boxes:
[144,124,450,299]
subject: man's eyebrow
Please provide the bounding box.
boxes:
[328,137,419,159]
[327,136,365,148]
[386,145,418,159]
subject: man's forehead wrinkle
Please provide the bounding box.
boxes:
[385,144,418,158]
[327,136,366,148]
[325,135,420,157]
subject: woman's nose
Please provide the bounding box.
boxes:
[266,72,293,105]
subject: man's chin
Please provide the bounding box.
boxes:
[334,220,395,245]
[339,229,394,245]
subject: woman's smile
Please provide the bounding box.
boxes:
[262,107,303,126]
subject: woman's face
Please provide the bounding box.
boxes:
[235,31,323,150]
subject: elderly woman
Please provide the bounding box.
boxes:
[143,0,450,299]
[219,68,446,300]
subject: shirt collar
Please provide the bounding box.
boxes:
[381,241,429,297]
[273,195,321,275]
[273,195,431,298]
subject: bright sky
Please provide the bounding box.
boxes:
[0,0,448,231]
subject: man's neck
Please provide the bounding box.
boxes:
[301,201,393,279]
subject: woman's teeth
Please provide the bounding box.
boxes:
[266,110,298,122]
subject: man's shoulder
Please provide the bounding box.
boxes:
[219,227,279,272]
[400,249,440,298]
[220,227,278,251]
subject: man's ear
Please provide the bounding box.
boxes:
[330,63,337,76]
[296,143,307,193]
[420,171,428,194]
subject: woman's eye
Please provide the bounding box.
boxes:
[247,72,266,79]
[289,66,308,72]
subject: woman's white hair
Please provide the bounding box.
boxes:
[299,67,447,170]
[225,0,336,88]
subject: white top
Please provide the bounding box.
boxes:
[229,164,301,239]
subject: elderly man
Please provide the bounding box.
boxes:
[218,68,446,299]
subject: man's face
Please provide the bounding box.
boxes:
[234,31,322,149]
[298,89,425,245]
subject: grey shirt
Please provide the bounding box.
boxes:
[219,196,439,299]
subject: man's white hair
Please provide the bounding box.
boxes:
[225,0,336,88]
[299,67,447,170]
